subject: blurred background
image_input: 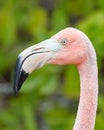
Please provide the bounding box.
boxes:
[0,0,104,130]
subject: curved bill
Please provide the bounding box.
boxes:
[13,38,62,94]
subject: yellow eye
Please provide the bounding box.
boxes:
[60,39,68,45]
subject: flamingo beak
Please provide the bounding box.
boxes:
[13,38,62,94]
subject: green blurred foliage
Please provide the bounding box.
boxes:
[0,0,104,130]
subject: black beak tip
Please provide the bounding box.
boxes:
[13,84,19,95]
[13,55,29,95]
[13,69,29,95]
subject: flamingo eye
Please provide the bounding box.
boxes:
[60,38,68,45]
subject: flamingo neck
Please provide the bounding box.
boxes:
[73,59,98,130]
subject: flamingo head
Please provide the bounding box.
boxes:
[13,28,88,94]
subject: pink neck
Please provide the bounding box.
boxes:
[73,59,98,130]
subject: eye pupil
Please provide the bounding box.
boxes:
[61,39,68,45]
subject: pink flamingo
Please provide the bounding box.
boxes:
[13,28,98,130]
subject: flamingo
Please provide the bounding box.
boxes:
[13,28,98,130]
